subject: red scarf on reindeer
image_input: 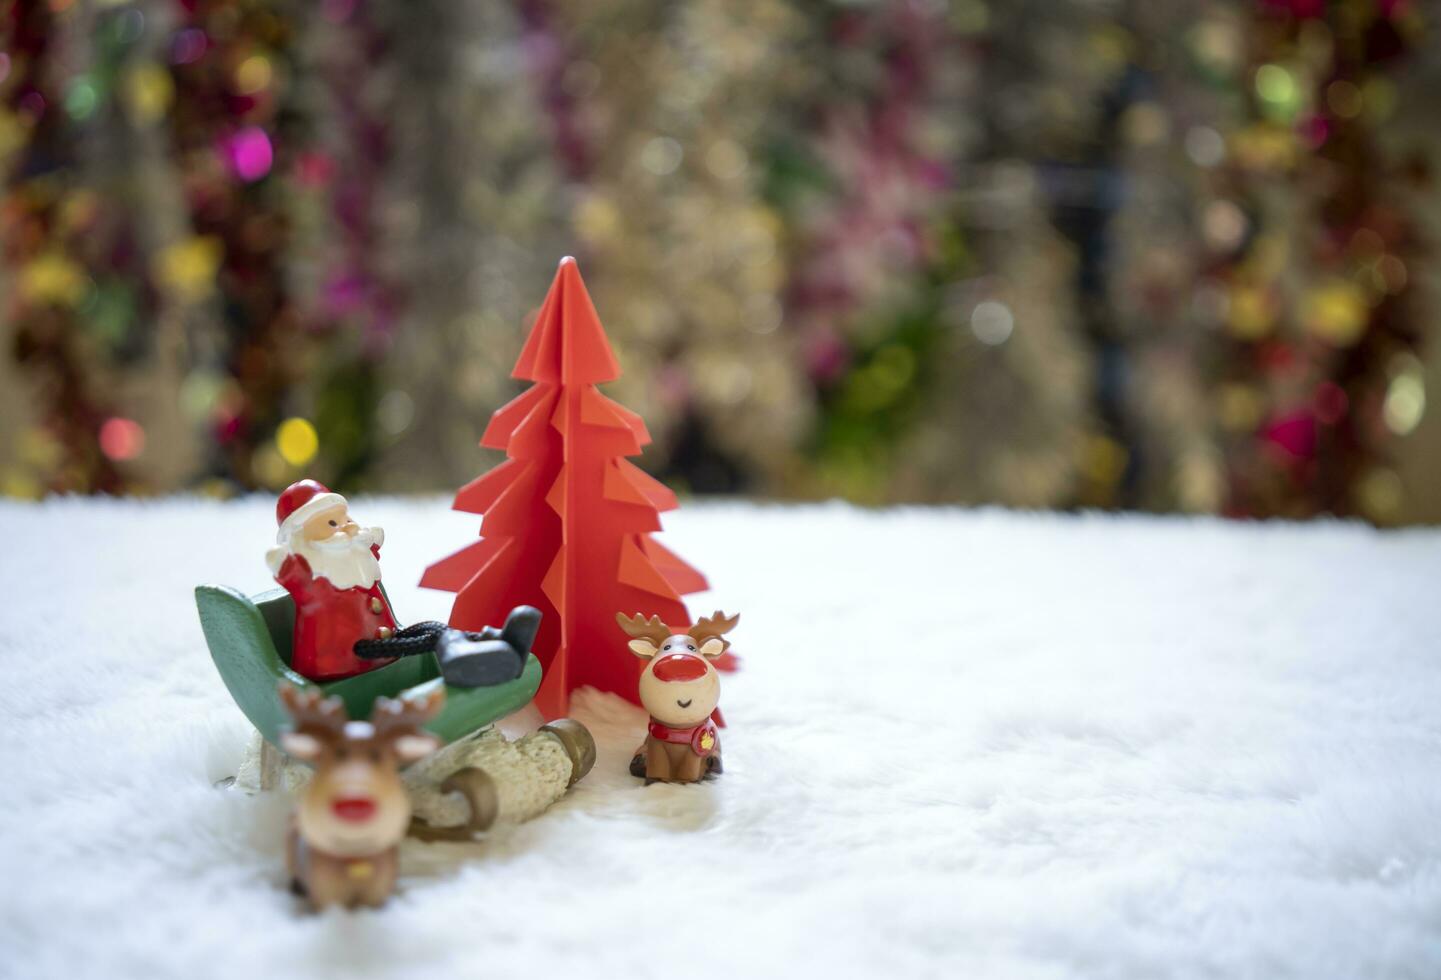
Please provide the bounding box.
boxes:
[649,712,721,756]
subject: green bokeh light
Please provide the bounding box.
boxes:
[1254,64,1302,121]
[65,78,99,120]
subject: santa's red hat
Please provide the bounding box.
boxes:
[276,479,347,542]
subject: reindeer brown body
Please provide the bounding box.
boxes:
[286,827,399,908]
[642,730,716,783]
[278,684,443,909]
[617,611,738,784]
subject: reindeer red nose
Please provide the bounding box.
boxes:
[652,653,708,682]
[331,797,377,822]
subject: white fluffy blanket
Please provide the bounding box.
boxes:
[2,498,1439,979]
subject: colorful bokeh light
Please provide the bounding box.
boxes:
[99,418,145,461]
[276,417,319,466]
[221,126,273,182]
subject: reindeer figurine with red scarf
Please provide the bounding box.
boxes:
[617,610,738,784]
[278,683,444,909]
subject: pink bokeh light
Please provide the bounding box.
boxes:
[99,418,145,461]
[220,126,274,183]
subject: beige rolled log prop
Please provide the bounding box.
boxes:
[404,720,595,840]
[233,719,595,840]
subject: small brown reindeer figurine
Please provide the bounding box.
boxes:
[278,683,443,909]
[617,610,738,784]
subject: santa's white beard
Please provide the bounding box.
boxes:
[290,527,383,590]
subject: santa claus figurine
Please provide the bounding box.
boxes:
[267,479,540,685]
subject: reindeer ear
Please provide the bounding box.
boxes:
[278,681,310,714]
[698,637,725,659]
[629,639,659,659]
[411,684,446,721]
[391,732,441,763]
[280,731,323,761]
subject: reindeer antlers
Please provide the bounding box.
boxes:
[370,684,445,739]
[278,682,443,739]
[689,610,739,651]
[617,610,739,652]
[279,683,349,735]
[616,612,672,646]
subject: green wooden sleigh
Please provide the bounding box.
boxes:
[195,584,542,747]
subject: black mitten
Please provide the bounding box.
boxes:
[435,628,526,688]
[499,605,542,656]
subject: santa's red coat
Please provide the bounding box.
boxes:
[274,547,397,681]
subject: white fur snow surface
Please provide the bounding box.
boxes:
[2,496,1441,980]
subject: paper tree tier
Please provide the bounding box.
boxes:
[421,257,732,719]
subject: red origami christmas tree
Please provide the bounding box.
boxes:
[421,257,730,719]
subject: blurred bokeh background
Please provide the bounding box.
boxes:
[3,0,1438,521]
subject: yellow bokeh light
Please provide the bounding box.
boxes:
[1303,281,1367,346]
[575,194,622,243]
[1218,383,1264,431]
[154,236,223,303]
[20,253,89,307]
[1230,123,1297,172]
[1226,285,1275,340]
[276,417,319,466]
[1,468,43,500]
[0,110,28,160]
[1358,467,1403,522]
[1383,373,1425,436]
[235,54,272,96]
[123,63,174,123]
[1081,434,1129,487]
[58,189,100,232]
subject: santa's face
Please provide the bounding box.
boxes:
[290,503,382,590]
[301,503,359,542]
